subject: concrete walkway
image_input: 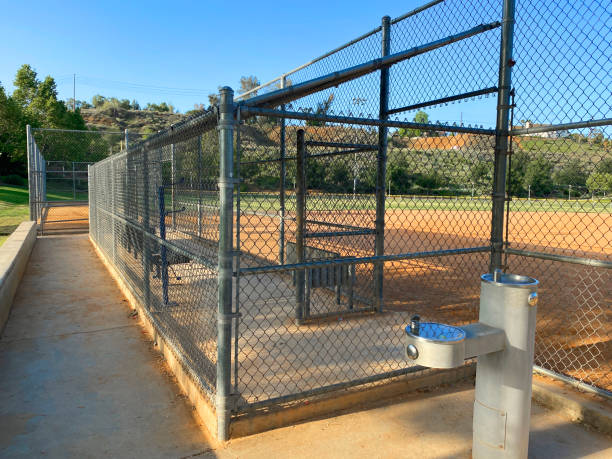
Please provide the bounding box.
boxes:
[1,234,610,458]
[0,235,213,458]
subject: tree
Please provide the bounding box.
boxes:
[524,154,554,196]
[92,94,106,108]
[553,159,587,188]
[306,93,334,126]
[0,83,28,174]
[207,93,219,107]
[507,151,529,196]
[131,99,140,110]
[586,172,612,194]
[596,157,612,174]
[238,76,260,98]
[470,161,492,191]
[398,110,429,137]
[0,65,87,175]
[12,65,38,108]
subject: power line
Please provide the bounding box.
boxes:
[55,75,215,97]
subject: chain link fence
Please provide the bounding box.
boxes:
[27,128,143,233]
[87,0,610,440]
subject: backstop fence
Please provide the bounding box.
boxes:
[88,0,611,440]
[27,127,142,234]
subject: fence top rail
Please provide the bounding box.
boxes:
[239,21,500,110]
[126,107,217,154]
[234,0,445,101]
[511,118,612,136]
[241,106,496,135]
[31,127,124,135]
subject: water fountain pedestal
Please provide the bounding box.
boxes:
[405,271,538,459]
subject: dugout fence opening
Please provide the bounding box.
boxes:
[27,127,142,234]
[86,0,611,442]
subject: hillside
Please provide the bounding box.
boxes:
[81,107,186,133]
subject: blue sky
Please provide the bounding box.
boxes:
[1,0,608,129]
[0,0,420,113]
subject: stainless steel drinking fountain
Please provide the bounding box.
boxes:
[405,270,539,459]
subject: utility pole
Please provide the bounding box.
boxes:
[73,74,76,111]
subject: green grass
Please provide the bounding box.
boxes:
[170,190,611,214]
[0,185,31,245]
[0,183,90,246]
[230,192,611,214]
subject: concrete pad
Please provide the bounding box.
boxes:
[217,381,612,459]
[1,233,610,458]
[0,235,213,458]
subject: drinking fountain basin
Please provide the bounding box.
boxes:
[405,318,505,369]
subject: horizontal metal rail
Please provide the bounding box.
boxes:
[46,200,89,205]
[391,0,444,24]
[241,145,377,164]
[128,109,218,153]
[240,156,295,165]
[31,127,124,134]
[239,365,431,411]
[305,141,377,149]
[43,217,88,223]
[307,147,377,159]
[533,365,612,400]
[511,118,612,136]
[238,246,490,275]
[304,229,376,238]
[298,306,377,322]
[504,248,612,269]
[386,86,498,116]
[241,106,497,136]
[97,207,218,270]
[241,21,501,109]
[234,0,444,101]
[305,219,374,232]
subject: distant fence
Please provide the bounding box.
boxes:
[88,0,611,441]
[27,128,143,233]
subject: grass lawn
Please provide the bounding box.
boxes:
[0,185,31,246]
[0,183,90,246]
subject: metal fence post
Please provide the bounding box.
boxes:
[26,125,35,221]
[278,76,287,264]
[216,86,236,441]
[111,156,117,264]
[295,129,306,324]
[197,135,203,237]
[142,146,152,309]
[374,15,391,312]
[88,165,92,236]
[41,157,46,207]
[72,161,76,200]
[171,143,176,229]
[124,129,129,151]
[490,0,516,272]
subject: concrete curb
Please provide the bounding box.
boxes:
[0,221,37,336]
[532,376,612,436]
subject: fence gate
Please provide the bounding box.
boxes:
[290,129,381,320]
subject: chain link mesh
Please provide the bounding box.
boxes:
[28,128,145,233]
[84,0,611,422]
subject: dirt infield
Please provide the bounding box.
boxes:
[40,204,89,234]
[236,208,611,391]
